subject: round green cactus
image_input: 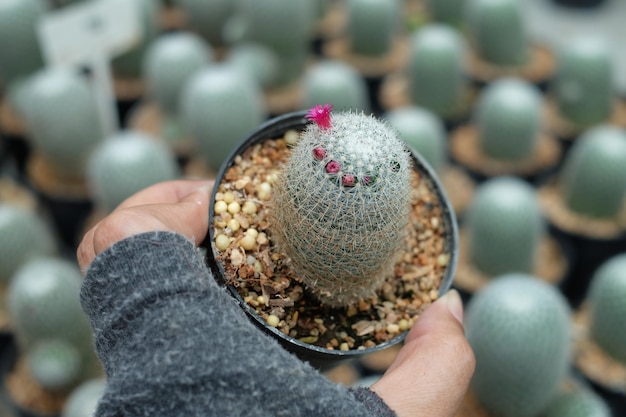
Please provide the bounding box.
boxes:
[465,274,571,417]
[172,0,235,47]
[28,339,83,393]
[143,32,214,117]
[559,125,626,219]
[62,378,107,417]
[346,0,401,57]
[587,253,626,364]
[180,65,266,172]
[271,106,413,307]
[424,0,465,26]
[0,204,57,283]
[553,37,613,129]
[7,258,92,353]
[384,106,446,173]
[475,77,542,161]
[21,68,104,179]
[407,24,467,118]
[467,0,530,66]
[301,60,370,113]
[88,131,180,213]
[466,177,545,277]
[0,0,47,86]
[544,388,610,417]
[224,42,279,89]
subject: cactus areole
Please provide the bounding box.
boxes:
[206,106,457,367]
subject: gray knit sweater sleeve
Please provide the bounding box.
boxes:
[80,231,398,417]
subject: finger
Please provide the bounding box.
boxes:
[115,179,213,211]
[77,224,98,275]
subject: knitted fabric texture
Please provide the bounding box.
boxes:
[80,231,397,417]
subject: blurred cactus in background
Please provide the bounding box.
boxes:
[301,60,371,113]
[466,274,571,417]
[424,0,465,27]
[552,37,614,129]
[407,24,468,120]
[28,339,83,393]
[346,0,402,57]
[544,388,610,417]
[466,177,545,277]
[224,43,279,90]
[271,107,413,307]
[87,131,179,213]
[61,378,106,417]
[559,125,626,219]
[172,0,235,47]
[474,77,542,161]
[467,0,530,67]
[180,65,266,172]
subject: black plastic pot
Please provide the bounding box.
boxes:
[203,110,459,370]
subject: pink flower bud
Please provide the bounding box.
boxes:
[313,146,326,160]
[325,160,341,174]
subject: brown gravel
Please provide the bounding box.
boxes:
[0,97,26,136]
[211,132,452,351]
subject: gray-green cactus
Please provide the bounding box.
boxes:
[560,125,626,219]
[384,106,446,173]
[587,253,626,364]
[88,130,180,213]
[467,0,530,66]
[302,60,370,113]
[62,378,107,417]
[553,37,613,129]
[180,65,266,172]
[224,42,279,89]
[475,77,542,160]
[0,203,57,283]
[21,68,105,179]
[466,274,571,417]
[0,0,47,86]
[28,339,83,393]
[466,177,544,277]
[346,0,402,57]
[271,107,413,307]
[407,24,467,118]
[172,0,235,47]
[424,0,465,26]
[544,388,610,417]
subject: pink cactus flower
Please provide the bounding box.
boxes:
[306,103,333,130]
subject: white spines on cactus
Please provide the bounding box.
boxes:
[346,0,402,57]
[475,77,542,161]
[543,388,610,417]
[87,131,180,213]
[587,253,626,364]
[384,106,446,173]
[180,64,266,172]
[28,339,83,392]
[172,0,235,47]
[21,68,105,179]
[0,203,56,283]
[143,32,214,117]
[302,60,371,113]
[560,125,626,219]
[465,274,571,417]
[271,105,413,307]
[62,378,107,417]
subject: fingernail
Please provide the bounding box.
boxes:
[185,183,213,205]
[441,289,464,324]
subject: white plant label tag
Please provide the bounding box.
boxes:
[37,0,142,136]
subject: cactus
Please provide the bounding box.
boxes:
[424,0,465,26]
[346,0,402,57]
[0,0,47,87]
[180,64,266,172]
[271,105,413,307]
[224,43,279,89]
[465,274,571,417]
[466,177,545,277]
[172,0,235,47]
[62,378,107,417]
[475,77,542,161]
[21,68,105,180]
[553,37,613,129]
[301,60,371,113]
[544,388,610,417]
[587,253,626,364]
[467,0,530,66]
[87,131,180,213]
[28,339,83,392]
[559,125,626,219]
[384,106,446,173]
[0,203,57,283]
[407,24,467,118]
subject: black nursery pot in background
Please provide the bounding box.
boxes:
[203,111,459,370]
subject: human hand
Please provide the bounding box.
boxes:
[370,289,475,417]
[77,180,213,274]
